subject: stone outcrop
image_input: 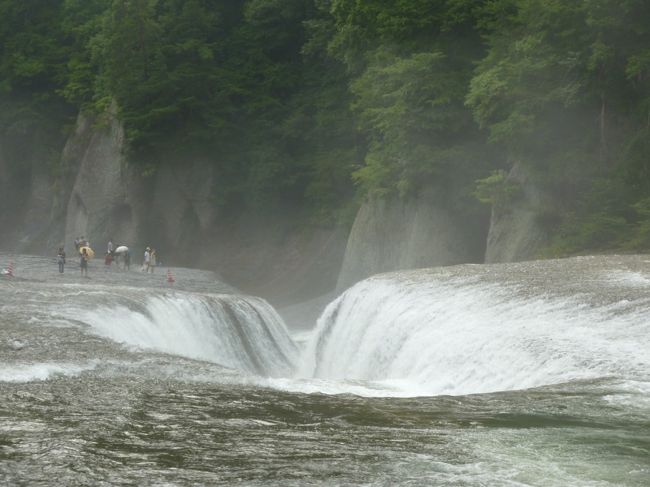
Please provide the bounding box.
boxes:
[484,163,552,263]
[55,109,346,304]
[336,190,487,291]
[63,109,146,253]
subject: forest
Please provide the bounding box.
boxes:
[2,0,650,254]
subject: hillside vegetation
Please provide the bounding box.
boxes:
[2,0,650,253]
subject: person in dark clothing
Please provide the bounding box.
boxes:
[57,247,66,273]
[80,248,89,277]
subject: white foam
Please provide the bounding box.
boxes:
[69,292,297,377]
[605,270,650,287]
[0,421,47,432]
[298,276,650,397]
[602,380,650,410]
[0,362,96,383]
[262,377,412,397]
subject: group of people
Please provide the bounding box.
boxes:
[57,239,93,276]
[57,237,152,276]
[56,244,92,277]
[142,247,158,273]
[104,239,131,270]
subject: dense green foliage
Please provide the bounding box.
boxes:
[2,0,650,251]
[467,0,650,253]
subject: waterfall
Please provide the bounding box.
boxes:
[68,290,298,377]
[299,272,650,396]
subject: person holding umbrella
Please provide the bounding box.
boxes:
[113,245,130,270]
[80,248,90,277]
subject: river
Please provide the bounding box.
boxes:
[0,253,648,486]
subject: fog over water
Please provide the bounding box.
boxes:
[0,253,648,485]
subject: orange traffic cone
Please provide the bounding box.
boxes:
[166,269,175,284]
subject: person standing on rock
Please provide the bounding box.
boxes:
[80,248,89,277]
[57,247,66,274]
[149,248,157,273]
[104,252,113,269]
[143,247,151,272]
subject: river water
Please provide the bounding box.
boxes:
[0,253,648,486]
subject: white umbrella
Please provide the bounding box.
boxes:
[114,245,129,254]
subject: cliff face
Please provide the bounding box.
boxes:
[146,160,349,303]
[147,159,218,267]
[336,190,488,291]
[63,110,146,253]
[57,109,346,304]
[0,108,556,304]
[209,214,349,305]
[484,163,552,263]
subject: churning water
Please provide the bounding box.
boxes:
[0,253,648,486]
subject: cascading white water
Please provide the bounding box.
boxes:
[299,272,650,396]
[66,290,298,377]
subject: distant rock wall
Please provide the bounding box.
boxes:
[336,190,487,291]
[0,106,557,305]
[56,109,347,304]
[148,159,218,267]
[208,216,349,305]
[484,163,552,263]
[63,108,146,253]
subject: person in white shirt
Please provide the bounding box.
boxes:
[143,247,151,272]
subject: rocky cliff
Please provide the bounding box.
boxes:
[58,109,346,304]
[63,109,147,253]
[484,163,553,263]
[336,190,488,291]
[0,107,556,305]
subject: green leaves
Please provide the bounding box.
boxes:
[350,49,469,193]
[5,0,650,247]
[336,0,492,199]
[474,169,520,207]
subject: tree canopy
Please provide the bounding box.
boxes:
[2,0,650,250]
